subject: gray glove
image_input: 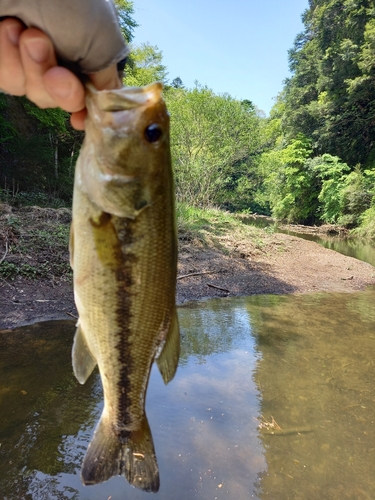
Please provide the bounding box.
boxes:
[0,0,129,73]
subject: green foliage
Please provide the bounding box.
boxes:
[338,167,374,226]
[113,0,138,43]
[0,260,71,279]
[165,84,262,209]
[0,261,18,279]
[0,261,51,280]
[171,77,185,89]
[20,98,67,132]
[354,206,375,239]
[259,135,318,222]
[0,95,82,202]
[311,154,350,223]
[124,43,168,86]
[0,190,69,208]
[283,0,375,166]
[259,0,375,230]
[0,0,374,240]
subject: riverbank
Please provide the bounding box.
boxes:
[1,203,374,330]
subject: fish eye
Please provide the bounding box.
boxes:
[144,124,163,143]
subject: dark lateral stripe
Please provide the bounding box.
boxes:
[113,217,137,434]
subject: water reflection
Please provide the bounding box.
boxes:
[1,289,375,498]
[250,290,375,499]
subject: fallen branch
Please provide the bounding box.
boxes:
[0,241,8,265]
[206,283,231,293]
[66,311,78,319]
[1,298,57,304]
[0,277,16,289]
[177,271,217,280]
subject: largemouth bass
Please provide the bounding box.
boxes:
[70,82,179,492]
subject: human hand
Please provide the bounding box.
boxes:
[0,18,122,130]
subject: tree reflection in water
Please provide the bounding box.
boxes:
[1,288,375,499]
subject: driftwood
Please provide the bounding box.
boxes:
[66,311,78,319]
[206,283,231,293]
[177,271,217,280]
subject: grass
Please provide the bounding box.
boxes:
[0,201,271,282]
[0,189,70,209]
[0,204,72,281]
[176,202,268,252]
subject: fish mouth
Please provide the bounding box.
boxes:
[86,82,164,112]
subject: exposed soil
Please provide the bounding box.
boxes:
[1,204,374,330]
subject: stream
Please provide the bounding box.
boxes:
[1,224,375,499]
[1,289,375,499]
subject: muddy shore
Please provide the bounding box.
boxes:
[1,205,374,330]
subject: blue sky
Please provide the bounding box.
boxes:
[131,0,309,115]
[133,0,308,114]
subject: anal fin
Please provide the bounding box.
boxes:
[72,322,97,384]
[156,308,180,384]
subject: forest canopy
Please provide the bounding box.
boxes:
[1,0,375,237]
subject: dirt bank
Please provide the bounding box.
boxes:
[1,204,374,330]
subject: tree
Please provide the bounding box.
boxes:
[258,135,319,223]
[310,154,350,223]
[171,77,184,89]
[164,84,262,208]
[282,0,375,166]
[124,43,168,86]
[114,0,138,43]
[0,94,82,202]
[0,0,139,204]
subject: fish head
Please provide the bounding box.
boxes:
[78,82,171,218]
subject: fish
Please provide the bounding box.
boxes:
[69,82,180,492]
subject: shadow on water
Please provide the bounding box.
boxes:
[1,289,375,498]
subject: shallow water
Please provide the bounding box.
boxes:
[1,289,375,499]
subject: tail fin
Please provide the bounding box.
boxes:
[81,412,159,492]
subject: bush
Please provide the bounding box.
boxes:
[353,206,375,239]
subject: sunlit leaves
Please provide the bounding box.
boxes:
[164,84,261,208]
[113,0,138,43]
[124,43,168,86]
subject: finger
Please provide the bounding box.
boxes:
[70,109,87,131]
[19,28,58,108]
[0,18,25,95]
[69,65,121,130]
[43,66,86,113]
[69,65,122,130]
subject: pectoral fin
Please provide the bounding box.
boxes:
[72,322,97,384]
[156,309,180,384]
